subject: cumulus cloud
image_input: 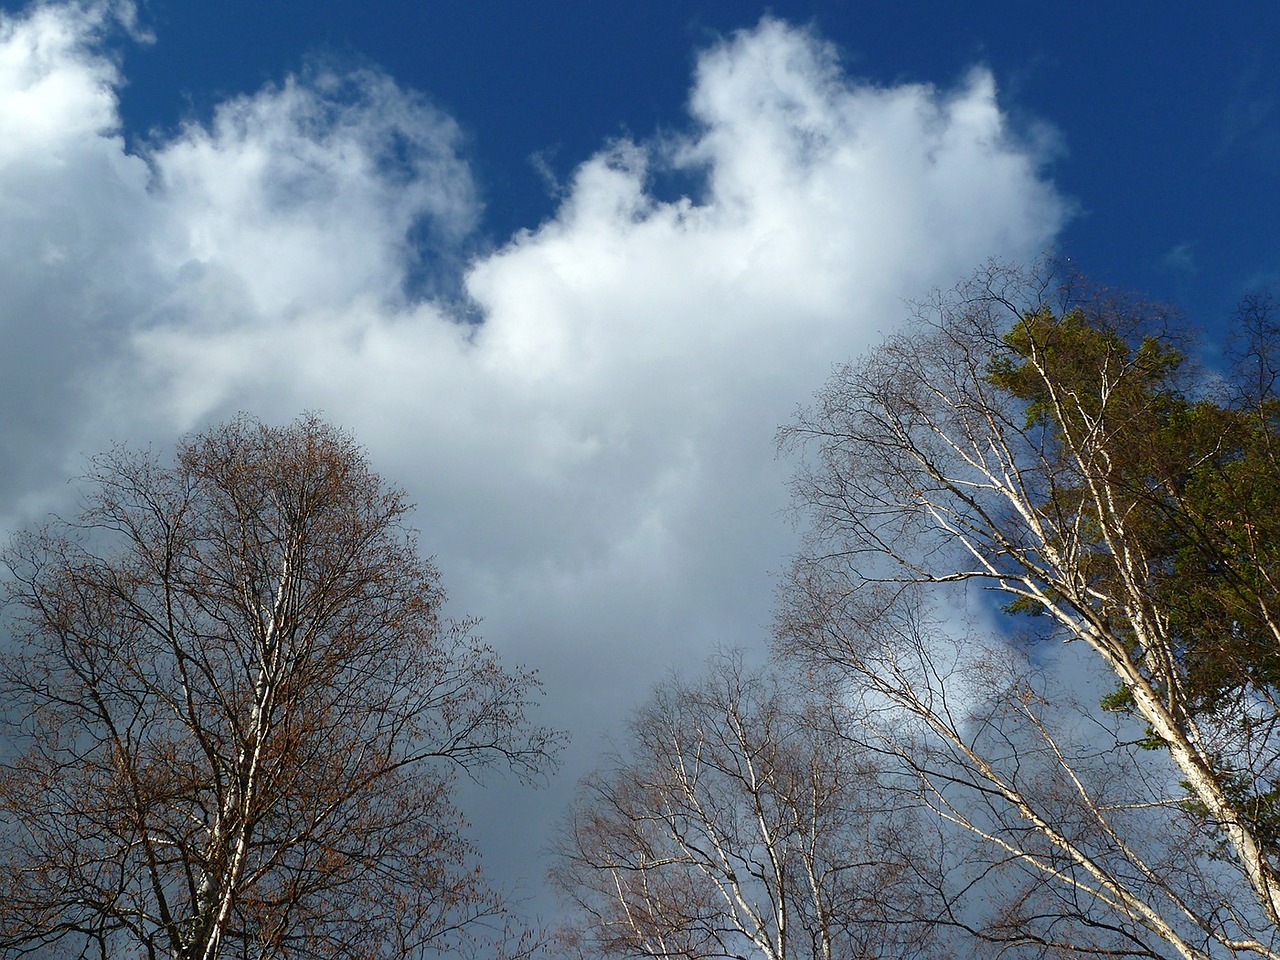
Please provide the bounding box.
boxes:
[0,4,1067,907]
[149,67,477,320]
[0,1,156,510]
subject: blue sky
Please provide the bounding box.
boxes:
[0,0,1276,930]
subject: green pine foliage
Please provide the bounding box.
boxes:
[990,306,1280,713]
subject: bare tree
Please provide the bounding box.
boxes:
[0,414,561,960]
[779,263,1280,958]
[552,651,942,960]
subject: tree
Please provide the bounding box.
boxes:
[0,414,560,960]
[779,263,1280,958]
[552,652,942,960]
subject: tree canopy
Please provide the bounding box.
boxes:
[0,414,560,960]
[553,653,940,960]
[775,265,1280,957]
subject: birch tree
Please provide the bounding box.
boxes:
[552,653,940,960]
[779,264,1280,958]
[0,414,560,960]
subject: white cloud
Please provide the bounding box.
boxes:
[0,3,1068,909]
[0,1,157,514]
[148,67,477,320]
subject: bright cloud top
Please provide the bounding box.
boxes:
[0,2,1067,901]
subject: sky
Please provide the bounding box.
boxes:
[0,0,1277,932]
